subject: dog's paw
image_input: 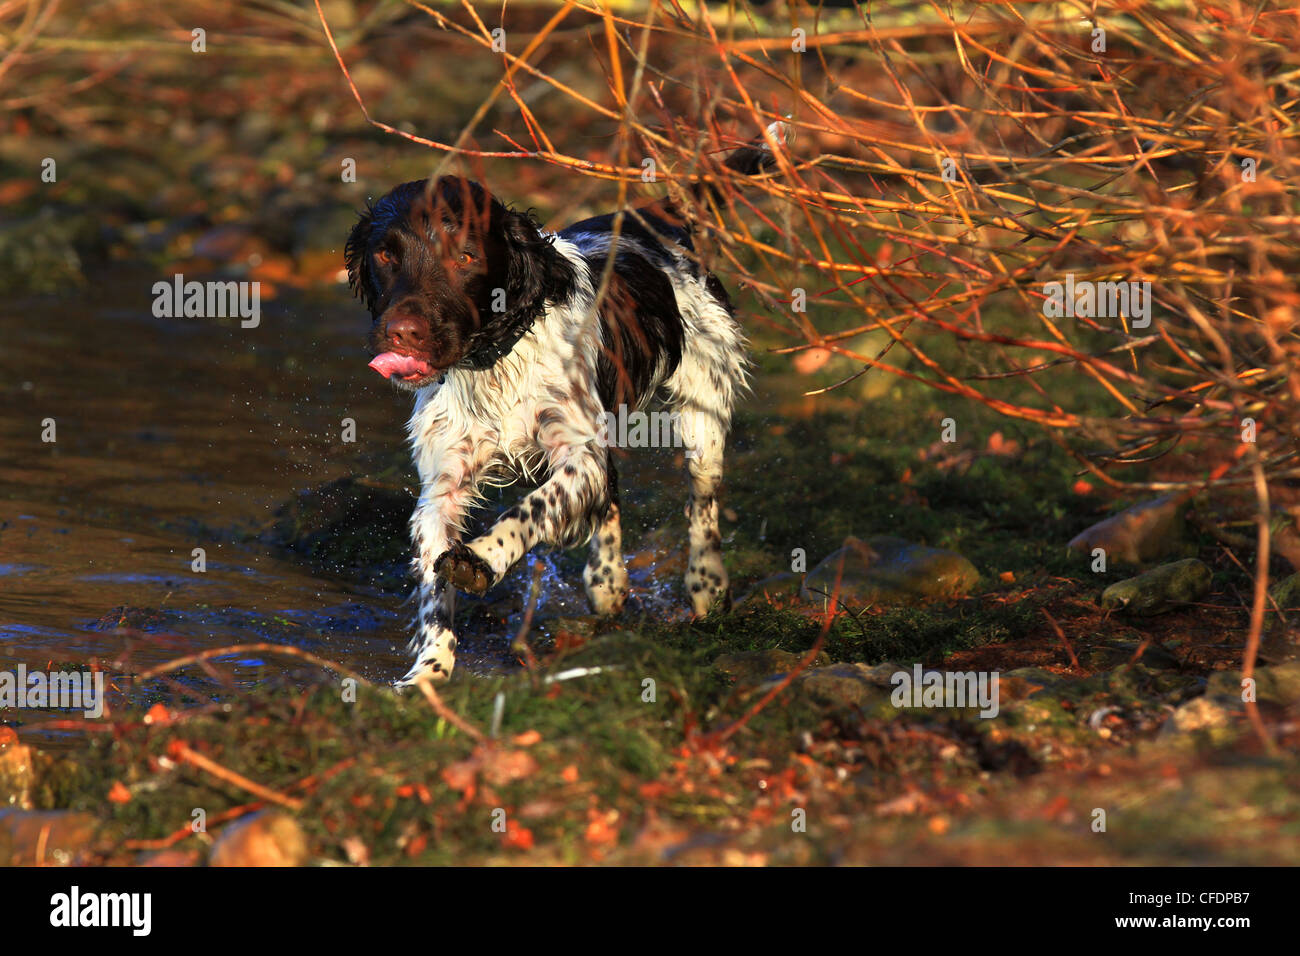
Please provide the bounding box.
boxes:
[394,656,453,688]
[433,542,494,595]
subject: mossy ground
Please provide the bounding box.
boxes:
[24,596,1300,865]
[5,5,1297,866]
[12,310,1296,866]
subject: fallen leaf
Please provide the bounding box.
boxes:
[107,781,132,804]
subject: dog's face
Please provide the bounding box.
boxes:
[345,176,566,390]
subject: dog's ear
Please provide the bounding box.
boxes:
[501,209,574,317]
[344,209,376,313]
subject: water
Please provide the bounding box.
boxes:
[0,270,692,744]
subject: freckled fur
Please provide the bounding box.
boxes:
[352,127,785,685]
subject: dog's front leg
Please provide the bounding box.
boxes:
[435,422,608,594]
[399,433,482,686]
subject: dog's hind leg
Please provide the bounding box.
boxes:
[583,455,629,615]
[679,415,730,616]
[664,289,747,617]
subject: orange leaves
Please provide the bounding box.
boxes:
[502,819,534,851]
[395,782,433,804]
[512,729,542,747]
[107,781,132,804]
[584,807,621,851]
[441,745,540,810]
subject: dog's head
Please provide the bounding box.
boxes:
[345,176,574,389]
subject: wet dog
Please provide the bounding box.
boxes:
[345,126,782,684]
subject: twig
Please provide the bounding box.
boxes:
[136,643,372,686]
[168,742,303,810]
[413,677,486,743]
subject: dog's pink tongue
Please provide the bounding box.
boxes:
[369,352,435,380]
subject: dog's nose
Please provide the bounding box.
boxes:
[384,315,428,353]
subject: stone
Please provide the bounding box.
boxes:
[0,810,97,866]
[0,731,34,809]
[1100,559,1211,615]
[209,811,309,867]
[1163,696,1236,735]
[1207,662,1300,707]
[1269,572,1300,611]
[1068,495,1191,566]
[714,649,827,685]
[796,663,891,709]
[799,535,980,607]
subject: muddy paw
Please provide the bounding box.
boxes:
[433,543,494,595]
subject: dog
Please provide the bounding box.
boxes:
[345,126,783,685]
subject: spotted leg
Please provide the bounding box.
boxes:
[398,426,482,686]
[435,417,609,595]
[674,407,730,615]
[583,457,629,615]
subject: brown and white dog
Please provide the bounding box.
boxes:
[345,126,783,684]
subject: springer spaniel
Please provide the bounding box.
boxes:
[345,127,783,684]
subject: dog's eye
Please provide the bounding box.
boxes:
[455,251,475,267]
[375,249,397,267]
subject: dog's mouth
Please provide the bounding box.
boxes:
[368,351,444,385]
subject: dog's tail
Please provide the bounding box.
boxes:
[706,119,789,185]
[638,120,790,230]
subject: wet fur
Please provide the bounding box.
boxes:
[346,133,779,684]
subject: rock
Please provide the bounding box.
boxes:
[1259,625,1300,664]
[1079,638,1182,671]
[1100,559,1211,615]
[1207,662,1300,707]
[1269,572,1300,611]
[1068,495,1191,566]
[0,810,97,865]
[714,649,827,685]
[795,663,891,709]
[264,476,414,579]
[1163,696,1236,735]
[1003,666,1065,689]
[209,811,309,867]
[799,536,980,607]
[0,730,34,809]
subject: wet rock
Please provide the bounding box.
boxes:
[1207,662,1300,707]
[264,476,414,581]
[209,811,309,867]
[1162,696,1236,735]
[1068,495,1191,566]
[0,730,34,809]
[0,209,84,295]
[795,663,891,709]
[714,649,827,685]
[1269,572,1300,611]
[1259,625,1300,664]
[1080,638,1182,671]
[0,810,97,865]
[1002,666,1065,692]
[799,535,980,607]
[1100,559,1211,615]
